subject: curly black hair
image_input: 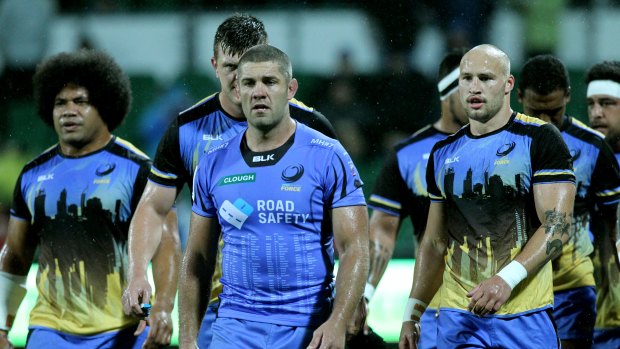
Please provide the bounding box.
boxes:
[586,60,620,85]
[32,49,132,131]
[213,13,268,58]
[519,55,570,95]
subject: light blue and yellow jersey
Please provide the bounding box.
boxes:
[10,137,150,334]
[426,113,575,316]
[592,152,620,330]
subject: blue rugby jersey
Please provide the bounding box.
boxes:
[192,123,366,326]
[10,137,150,334]
[149,93,336,303]
[426,112,575,316]
[553,116,620,291]
[149,94,336,191]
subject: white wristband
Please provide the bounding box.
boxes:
[402,297,428,322]
[0,271,28,331]
[364,282,375,301]
[496,260,528,290]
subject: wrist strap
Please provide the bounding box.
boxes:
[364,282,375,301]
[496,260,528,290]
[0,271,28,331]
[402,297,428,322]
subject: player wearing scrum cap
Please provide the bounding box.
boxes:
[350,48,468,349]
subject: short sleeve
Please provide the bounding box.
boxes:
[149,117,187,190]
[531,124,576,184]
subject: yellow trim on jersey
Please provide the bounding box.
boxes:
[533,170,575,177]
[150,167,177,180]
[571,117,606,138]
[515,113,546,125]
[596,187,620,198]
[369,196,402,210]
[115,137,150,159]
[289,98,314,111]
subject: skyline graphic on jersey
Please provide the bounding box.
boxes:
[441,160,530,280]
[33,187,127,310]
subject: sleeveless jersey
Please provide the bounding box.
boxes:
[10,137,150,334]
[192,123,365,326]
[427,112,575,316]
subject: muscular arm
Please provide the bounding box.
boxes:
[308,205,369,349]
[467,182,575,316]
[178,213,220,349]
[399,202,447,349]
[368,210,402,287]
[124,182,177,316]
[408,202,447,305]
[515,182,575,273]
[143,209,181,347]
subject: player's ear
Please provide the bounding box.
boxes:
[288,78,298,100]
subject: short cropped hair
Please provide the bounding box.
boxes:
[238,44,292,81]
[519,54,570,95]
[438,47,468,82]
[586,60,620,85]
[213,13,268,58]
[33,49,131,131]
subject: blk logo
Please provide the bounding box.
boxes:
[253,154,275,162]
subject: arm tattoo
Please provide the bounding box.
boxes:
[542,209,571,258]
[543,210,570,237]
[368,240,391,283]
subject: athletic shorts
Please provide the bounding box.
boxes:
[196,300,220,349]
[210,317,315,349]
[553,286,596,341]
[593,327,620,349]
[437,308,559,349]
[418,308,438,349]
[26,324,148,349]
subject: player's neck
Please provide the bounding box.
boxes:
[435,114,462,134]
[219,92,245,120]
[246,117,296,152]
[469,102,513,136]
[59,133,113,157]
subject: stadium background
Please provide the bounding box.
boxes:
[2,1,620,347]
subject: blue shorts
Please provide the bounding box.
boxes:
[210,317,315,349]
[196,300,220,349]
[437,309,559,349]
[593,327,620,349]
[418,308,438,349]
[553,286,596,341]
[26,324,149,349]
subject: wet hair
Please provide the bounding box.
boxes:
[213,13,268,58]
[33,49,131,131]
[519,54,570,95]
[586,60,620,85]
[238,44,292,81]
[438,47,468,82]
